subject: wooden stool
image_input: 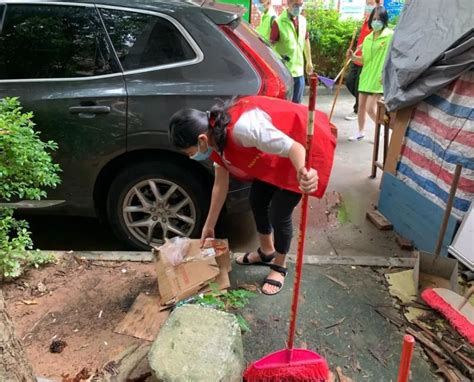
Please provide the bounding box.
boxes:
[370,100,392,178]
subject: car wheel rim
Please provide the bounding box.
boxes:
[122,178,196,247]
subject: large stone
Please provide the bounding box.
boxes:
[148,305,244,382]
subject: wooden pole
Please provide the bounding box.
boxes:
[433,164,462,260]
[329,28,358,122]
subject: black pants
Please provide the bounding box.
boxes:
[345,63,362,113]
[249,180,302,255]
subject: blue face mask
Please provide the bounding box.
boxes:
[190,142,212,161]
[371,20,384,31]
[289,5,303,17]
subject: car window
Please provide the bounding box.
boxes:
[0,5,5,29]
[100,8,197,71]
[0,4,115,80]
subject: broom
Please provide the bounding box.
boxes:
[328,27,357,121]
[317,64,349,91]
[422,286,474,344]
[243,75,329,381]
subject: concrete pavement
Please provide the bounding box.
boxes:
[231,263,435,381]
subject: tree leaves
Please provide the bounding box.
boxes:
[0,97,60,278]
[0,97,61,202]
[306,8,360,78]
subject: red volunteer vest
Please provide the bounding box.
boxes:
[209,96,336,198]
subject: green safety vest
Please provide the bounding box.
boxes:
[358,28,394,93]
[256,7,276,41]
[273,9,306,77]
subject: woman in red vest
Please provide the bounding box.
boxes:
[169,96,336,295]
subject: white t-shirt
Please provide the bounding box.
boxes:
[213,108,294,169]
[232,108,294,156]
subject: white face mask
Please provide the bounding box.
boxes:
[371,20,384,31]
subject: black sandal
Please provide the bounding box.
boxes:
[235,248,275,266]
[262,264,288,296]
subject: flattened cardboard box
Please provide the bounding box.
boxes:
[155,239,230,307]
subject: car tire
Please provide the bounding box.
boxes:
[106,161,210,250]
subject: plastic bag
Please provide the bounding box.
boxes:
[157,237,218,265]
[158,237,191,266]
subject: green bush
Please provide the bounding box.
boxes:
[192,283,256,332]
[305,8,360,78]
[0,97,61,278]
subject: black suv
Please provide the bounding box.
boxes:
[0,0,292,249]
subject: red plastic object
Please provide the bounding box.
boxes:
[244,75,329,381]
[397,335,415,382]
[244,349,329,381]
[220,25,287,99]
[422,288,474,344]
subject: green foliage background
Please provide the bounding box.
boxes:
[0,97,61,278]
[305,8,360,78]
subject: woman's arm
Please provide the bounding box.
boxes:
[288,141,306,171]
[288,141,318,194]
[304,38,314,74]
[347,45,363,64]
[233,109,318,194]
[201,164,229,244]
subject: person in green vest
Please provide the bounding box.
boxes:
[255,0,277,41]
[270,0,313,103]
[344,0,380,121]
[347,6,393,141]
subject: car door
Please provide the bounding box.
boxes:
[0,2,127,214]
[98,6,204,152]
[98,6,259,150]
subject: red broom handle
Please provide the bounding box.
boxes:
[287,75,318,350]
[397,335,415,382]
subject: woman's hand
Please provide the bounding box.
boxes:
[306,62,314,75]
[200,165,228,247]
[297,167,318,194]
[346,49,354,60]
[200,225,215,247]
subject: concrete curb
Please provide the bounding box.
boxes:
[43,250,415,268]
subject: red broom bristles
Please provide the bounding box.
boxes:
[244,362,329,381]
[422,288,474,344]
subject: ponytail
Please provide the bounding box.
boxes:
[208,98,235,154]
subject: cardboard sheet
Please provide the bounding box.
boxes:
[155,239,231,307]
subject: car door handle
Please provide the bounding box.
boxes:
[69,106,111,114]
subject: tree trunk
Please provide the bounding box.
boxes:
[0,289,36,382]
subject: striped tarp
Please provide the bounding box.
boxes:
[396,71,474,220]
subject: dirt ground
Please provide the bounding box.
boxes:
[1,90,452,381]
[2,256,157,380]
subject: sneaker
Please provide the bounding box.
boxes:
[344,112,358,121]
[348,134,365,142]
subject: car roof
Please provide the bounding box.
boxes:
[6,0,200,12]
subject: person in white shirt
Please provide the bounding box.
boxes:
[169,96,336,295]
